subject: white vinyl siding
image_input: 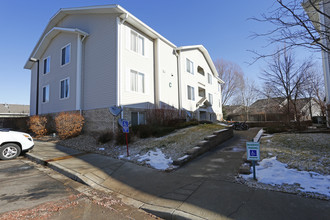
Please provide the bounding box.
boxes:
[43,57,50,74]
[187,85,195,101]
[130,70,145,93]
[61,44,71,66]
[186,58,194,74]
[130,30,145,56]
[60,78,70,99]
[42,85,49,103]
[218,82,221,92]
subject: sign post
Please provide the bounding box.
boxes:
[246,142,260,180]
[122,120,129,157]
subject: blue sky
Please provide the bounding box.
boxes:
[0,0,319,104]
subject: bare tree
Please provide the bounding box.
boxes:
[260,48,313,122]
[214,59,244,105]
[234,77,260,121]
[249,0,330,61]
[303,68,326,116]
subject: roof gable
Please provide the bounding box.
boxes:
[176,45,223,83]
[24,4,177,69]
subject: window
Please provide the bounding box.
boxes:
[130,30,145,55]
[42,85,49,103]
[131,112,146,126]
[187,85,195,101]
[186,58,194,74]
[208,73,212,84]
[197,66,205,75]
[130,70,145,93]
[60,78,70,99]
[43,57,50,74]
[61,44,71,66]
[208,93,213,105]
[198,87,206,98]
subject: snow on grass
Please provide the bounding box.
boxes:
[260,133,330,175]
[136,148,173,170]
[241,157,330,197]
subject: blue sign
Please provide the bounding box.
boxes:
[246,142,260,161]
[250,150,257,157]
[122,120,129,133]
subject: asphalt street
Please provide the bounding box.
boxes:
[0,158,158,219]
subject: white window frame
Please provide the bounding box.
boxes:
[61,43,71,66]
[208,73,212,84]
[43,56,50,74]
[130,30,145,56]
[131,112,146,126]
[208,93,213,105]
[60,77,70,100]
[130,70,145,93]
[42,85,49,103]
[186,58,194,74]
[187,85,195,101]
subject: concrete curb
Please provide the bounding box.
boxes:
[141,203,207,220]
[26,151,208,220]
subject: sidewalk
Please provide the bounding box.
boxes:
[26,129,330,220]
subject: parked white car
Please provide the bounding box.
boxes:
[0,129,34,160]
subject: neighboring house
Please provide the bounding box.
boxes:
[225,97,322,122]
[303,0,330,127]
[0,104,30,118]
[248,97,322,122]
[24,5,223,131]
[223,105,246,121]
[249,97,286,121]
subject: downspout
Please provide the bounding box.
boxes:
[154,38,160,108]
[36,60,40,115]
[76,34,87,114]
[30,58,39,115]
[175,49,182,111]
[116,13,128,109]
[319,1,330,127]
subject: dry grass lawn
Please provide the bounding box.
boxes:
[260,133,330,175]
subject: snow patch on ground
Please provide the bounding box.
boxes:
[136,148,173,170]
[177,155,189,160]
[241,157,330,198]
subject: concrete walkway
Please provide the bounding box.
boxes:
[26,128,330,220]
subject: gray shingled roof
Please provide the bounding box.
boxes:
[0,104,30,114]
[249,97,286,114]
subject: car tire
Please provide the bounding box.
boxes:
[0,143,21,160]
